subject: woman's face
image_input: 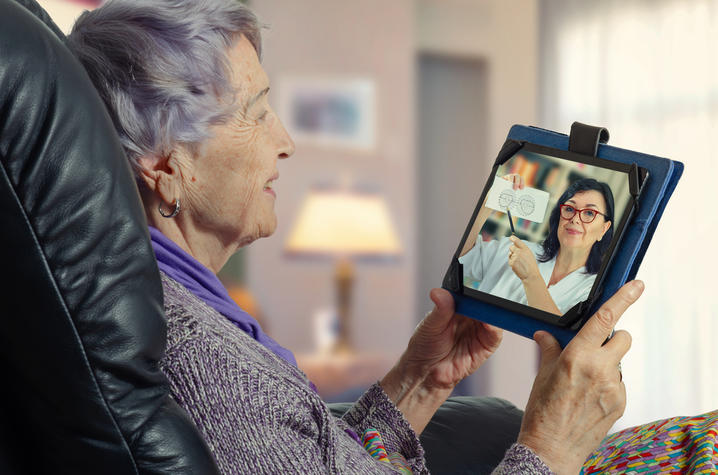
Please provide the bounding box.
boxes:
[556,190,612,256]
[180,34,295,250]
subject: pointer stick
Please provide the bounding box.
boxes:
[506,208,516,234]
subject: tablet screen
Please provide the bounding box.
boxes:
[455,142,641,325]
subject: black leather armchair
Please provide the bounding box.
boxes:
[0,0,219,472]
[0,2,525,474]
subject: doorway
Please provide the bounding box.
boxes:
[417,53,491,394]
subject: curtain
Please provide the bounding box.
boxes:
[541,0,718,430]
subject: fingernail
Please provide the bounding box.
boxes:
[627,280,645,298]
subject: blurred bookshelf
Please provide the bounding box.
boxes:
[482,151,630,244]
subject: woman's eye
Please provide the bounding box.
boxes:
[584,210,596,218]
[565,206,575,213]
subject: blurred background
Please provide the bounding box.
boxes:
[41,0,716,432]
[483,151,633,245]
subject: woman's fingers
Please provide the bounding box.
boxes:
[516,284,642,474]
[604,329,632,355]
[534,330,562,368]
[509,235,527,249]
[607,330,631,382]
[603,329,632,363]
[597,380,627,418]
[502,173,525,190]
[573,281,644,348]
[429,287,454,310]
[427,288,456,326]
[477,321,504,352]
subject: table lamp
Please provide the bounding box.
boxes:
[284,187,402,353]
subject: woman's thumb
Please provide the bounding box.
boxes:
[426,288,455,324]
[534,331,562,365]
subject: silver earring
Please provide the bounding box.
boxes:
[159,198,180,218]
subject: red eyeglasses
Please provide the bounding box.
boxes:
[559,204,606,223]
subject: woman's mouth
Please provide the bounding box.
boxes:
[264,175,278,198]
[565,228,582,235]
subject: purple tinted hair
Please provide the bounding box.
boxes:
[66,0,262,174]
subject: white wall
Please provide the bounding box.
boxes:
[246,0,541,409]
[248,0,417,356]
[38,0,542,407]
[36,0,89,33]
[540,0,718,430]
[416,0,540,409]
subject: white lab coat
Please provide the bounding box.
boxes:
[458,236,595,314]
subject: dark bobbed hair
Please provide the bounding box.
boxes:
[538,178,615,274]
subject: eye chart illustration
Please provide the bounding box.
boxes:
[485,176,550,223]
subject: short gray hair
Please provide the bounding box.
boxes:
[67,0,262,173]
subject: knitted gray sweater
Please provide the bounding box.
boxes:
[158,272,551,474]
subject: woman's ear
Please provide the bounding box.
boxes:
[137,150,186,206]
[599,220,612,241]
[136,155,162,193]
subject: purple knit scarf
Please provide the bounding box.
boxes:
[149,226,297,367]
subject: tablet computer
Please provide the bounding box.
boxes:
[442,123,681,346]
[448,141,646,329]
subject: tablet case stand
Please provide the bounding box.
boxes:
[443,122,683,347]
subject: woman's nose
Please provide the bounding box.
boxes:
[272,112,295,159]
[276,121,295,159]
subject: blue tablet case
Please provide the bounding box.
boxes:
[449,124,683,347]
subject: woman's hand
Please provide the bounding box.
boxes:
[502,173,525,190]
[461,173,525,257]
[404,288,503,390]
[517,280,644,475]
[380,288,503,433]
[508,235,541,281]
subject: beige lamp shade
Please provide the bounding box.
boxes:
[284,189,401,257]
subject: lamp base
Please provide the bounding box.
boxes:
[333,258,354,353]
[331,338,354,355]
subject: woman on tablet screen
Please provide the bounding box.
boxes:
[459,175,614,315]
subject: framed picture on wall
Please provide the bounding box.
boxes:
[278,77,376,151]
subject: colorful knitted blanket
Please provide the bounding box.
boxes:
[582,410,718,474]
[362,429,412,474]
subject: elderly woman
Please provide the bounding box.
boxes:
[67,1,640,474]
[460,176,614,316]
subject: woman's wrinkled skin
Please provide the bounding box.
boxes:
[518,280,642,474]
[138,35,294,273]
[135,32,642,475]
